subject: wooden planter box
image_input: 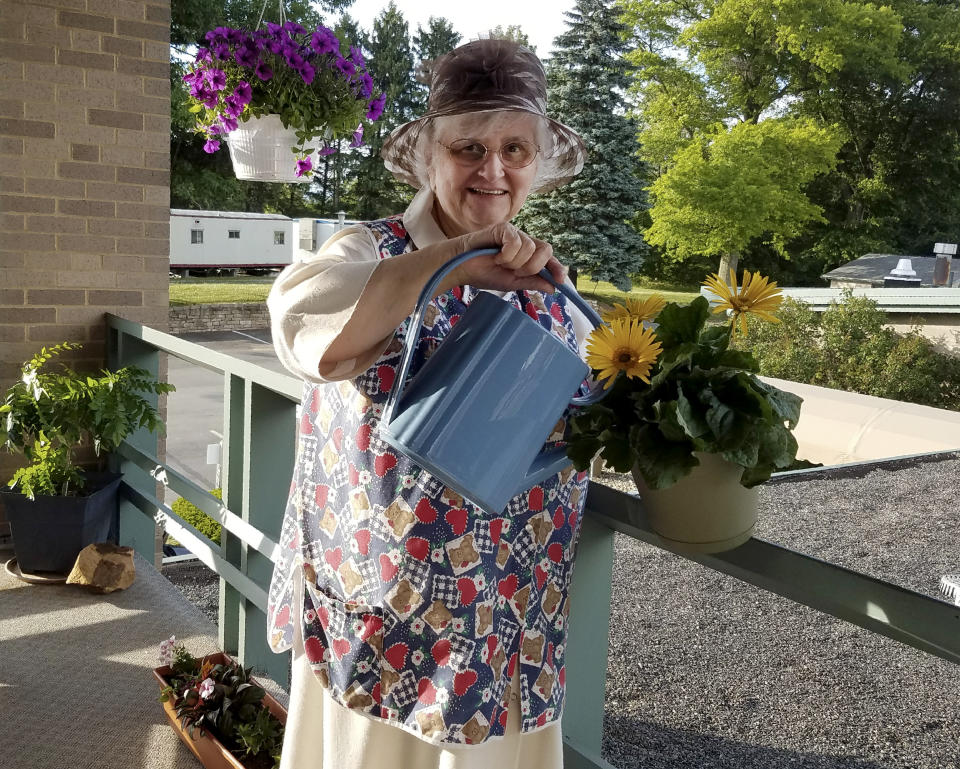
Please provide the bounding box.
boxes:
[153,653,287,769]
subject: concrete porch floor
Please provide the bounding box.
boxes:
[0,549,287,769]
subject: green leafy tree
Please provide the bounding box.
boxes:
[516,0,649,290]
[792,0,960,268]
[621,0,960,283]
[352,2,419,219]
[645,119,844,277]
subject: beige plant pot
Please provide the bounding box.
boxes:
[632,452,758,554]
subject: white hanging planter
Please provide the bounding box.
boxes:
[226,114,324,184]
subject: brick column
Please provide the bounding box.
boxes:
[0,0,171,532]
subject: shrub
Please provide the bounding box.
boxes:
[171,488,223,545]
[740,292,960,411]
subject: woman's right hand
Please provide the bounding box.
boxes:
[437,223,567,296]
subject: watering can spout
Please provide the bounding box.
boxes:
[515,447,576,499]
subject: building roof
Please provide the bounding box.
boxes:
[171,209,291,221]
[821,253,938,286]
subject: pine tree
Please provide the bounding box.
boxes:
[352,2,419,219]
[412,17,461,113]
[516,0,649,290]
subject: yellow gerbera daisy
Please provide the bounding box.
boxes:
[586,318,663,389]
[600,295,667,325]
[702,269,783,336]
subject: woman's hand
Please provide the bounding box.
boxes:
[439,223,567,295]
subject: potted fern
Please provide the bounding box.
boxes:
[0,343,174,575]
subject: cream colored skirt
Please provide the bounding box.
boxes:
[279,579,564,769]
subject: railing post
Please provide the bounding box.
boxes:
[108,326,163,568]
[562,510,618,769]
[220,373,296,687]
[220,372,245,661]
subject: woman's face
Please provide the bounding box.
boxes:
[428,112,540,237]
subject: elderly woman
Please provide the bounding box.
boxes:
[266,39,591,769]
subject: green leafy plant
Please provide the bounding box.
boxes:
[158,637,284,769]
[0,343,175,499]
[742,293,960,410]
[171,488,223,545]
[566,272,814,489]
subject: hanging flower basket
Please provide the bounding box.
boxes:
[183,21,386,182]
[226,114,326,183]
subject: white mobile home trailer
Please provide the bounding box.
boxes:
[298,213,361,253]
[170,209,296,275]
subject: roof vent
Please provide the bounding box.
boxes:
[940,574,960,606]
[889,258,917,278]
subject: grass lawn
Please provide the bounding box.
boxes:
[169,272,701,308]
[169,274,275,306]
[574,275,700,308]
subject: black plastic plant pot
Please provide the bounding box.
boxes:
[1,472,123,574]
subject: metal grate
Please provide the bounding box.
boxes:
[940,574,960,606]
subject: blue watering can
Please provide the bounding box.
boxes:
[380,247,607,514]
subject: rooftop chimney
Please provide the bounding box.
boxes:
[933,242,956,287]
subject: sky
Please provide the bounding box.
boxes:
[341,0,576,59]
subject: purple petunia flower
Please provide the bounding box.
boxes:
[223,94,244,117]
[299,62,315,85]
[366,92,386,121]
[350,125,363,147]
[203,138,221,153]
[254,61,273,81]
[349,46,365,66]
[197,47,212,63]
[220,115,238,132]
[319,145,336,156]
[235,43,258,68]
[285,51,305,70]
[357,72,374,99]
[335,56,355,79]
[295,155,313,177]
[283,21,307,35]
[202,90,219,109]
[204,68,226,91]
[311,27,339,57]
[266,21,283,36]
[233,80,252,106]
[211,42,230,60]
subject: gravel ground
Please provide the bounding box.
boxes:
[163,453,960,769]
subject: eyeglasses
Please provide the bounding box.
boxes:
[437,138,540,169]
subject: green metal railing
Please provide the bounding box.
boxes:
[106,314,960,769]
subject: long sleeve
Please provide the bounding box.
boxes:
[267,226,393,383]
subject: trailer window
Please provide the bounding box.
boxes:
[191,229,204,244]
[228,230,240,239]
[274,231,285,245]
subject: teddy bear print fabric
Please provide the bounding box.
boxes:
[266,216,590,746]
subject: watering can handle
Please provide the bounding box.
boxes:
[382,247,607,428]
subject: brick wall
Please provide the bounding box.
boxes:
[0,0,171,538]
